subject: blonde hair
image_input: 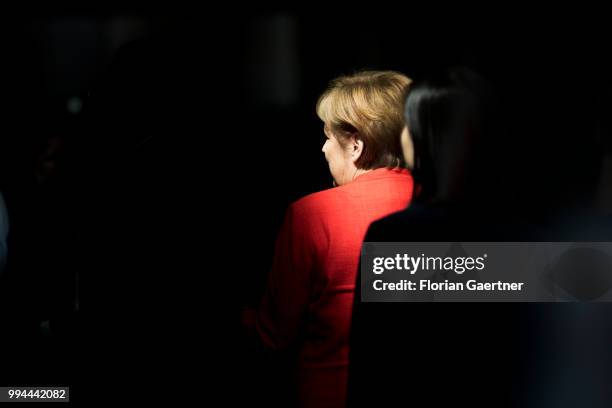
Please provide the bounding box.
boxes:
[316,70,412,169]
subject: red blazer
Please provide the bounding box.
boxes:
[257,167,413,408]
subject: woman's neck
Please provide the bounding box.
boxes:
[352,168,372,181]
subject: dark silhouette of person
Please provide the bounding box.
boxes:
[348,67,537,408]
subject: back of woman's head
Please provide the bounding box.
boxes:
[405,66,507,206]
[317,70,412,169]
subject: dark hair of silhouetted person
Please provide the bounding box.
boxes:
[404,66,506,207]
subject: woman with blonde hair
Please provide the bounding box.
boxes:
[255,70,413,407]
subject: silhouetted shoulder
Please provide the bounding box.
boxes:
[365,205,447,242]
[366,204,544,242]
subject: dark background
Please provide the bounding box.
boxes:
[0,10,610,404]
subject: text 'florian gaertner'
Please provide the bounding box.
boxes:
[371,253,525,292]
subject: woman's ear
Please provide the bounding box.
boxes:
[350,136,364,163]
